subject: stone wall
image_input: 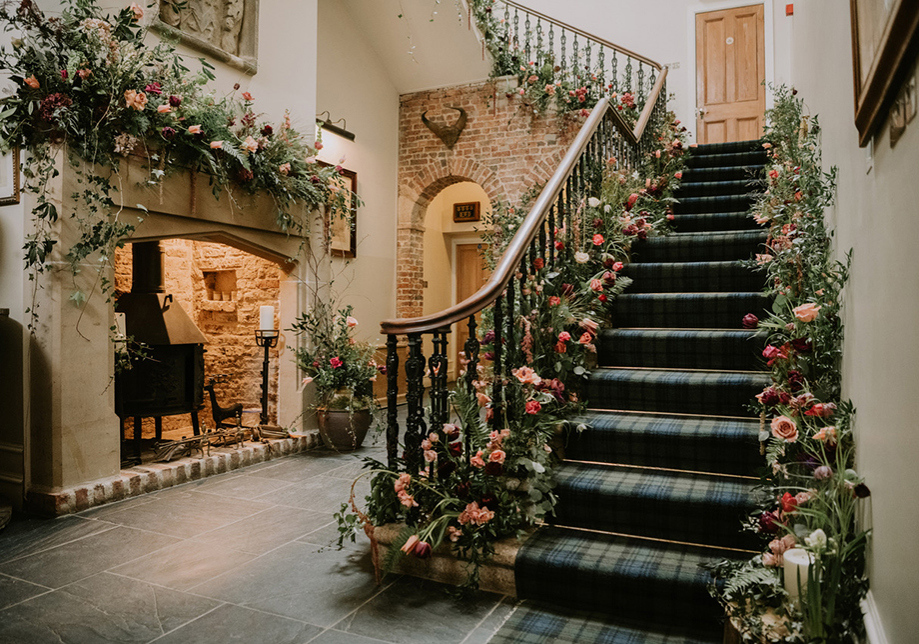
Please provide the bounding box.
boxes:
[397,78,579,318]
[114,240,281,437]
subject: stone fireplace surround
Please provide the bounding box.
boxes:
[21,154,326,515]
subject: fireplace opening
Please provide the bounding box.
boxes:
[114,239,282,464]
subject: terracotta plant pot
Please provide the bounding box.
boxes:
[317,408,372,451]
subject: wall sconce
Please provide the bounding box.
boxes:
[316,111,356,141]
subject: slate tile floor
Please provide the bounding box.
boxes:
[0,433,514,644]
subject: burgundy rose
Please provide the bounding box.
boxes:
[592,217,603,228]
[484,461,503,476]
[261,124,274,137]
[455,481,471,498]
[603,257,615,269]
[482,330,496,344]
[437,460,456,479]
[480,494,497,507]
[310,175,321,184]
[168,95,182,107]
[161,126,177,140]
[448,442,463,457]
[791,337,812,353]
[742,313,759,329]
[758,387,781,407]
[759,510,781,534]
[854,483,871,498]
[561,283,575,297]
[787,370,805,392]
[237,168,254,183]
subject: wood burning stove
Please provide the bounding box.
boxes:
[115,241,208,464]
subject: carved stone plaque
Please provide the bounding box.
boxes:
[157,0,259,74]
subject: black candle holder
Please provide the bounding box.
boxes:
[255,329,279,425]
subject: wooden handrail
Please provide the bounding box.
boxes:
[497,0,662,70]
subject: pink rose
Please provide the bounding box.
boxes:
[330,357,343,368]
[770,416,798,442]
[124,90,147,111]
[793,302,821,322]
[346,316,358,328]
[558,331,571,342]
[489,449,506,464]
[470,451,486,468]
[592,234,604,246]
[549,296,561,306]
[589,279,603,292]
[130,3,144,21]
[394,472,412,493]
[525,400,541,415]
[674,171,683,179]
[279,162,291,175]
[423,449,437,463]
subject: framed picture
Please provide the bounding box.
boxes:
[850,0,919,146]
[0,147,20,206]
[453,201,480,223]
[319,163,358,259]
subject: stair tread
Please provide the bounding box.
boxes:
[489,600,721,644]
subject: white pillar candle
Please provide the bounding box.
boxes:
[783,548,814,601]
[259,305,275,330]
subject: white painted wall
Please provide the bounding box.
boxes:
[316,0,400,347]
[787,2,919,641]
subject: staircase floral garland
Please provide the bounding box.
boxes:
[336,111,688,592]
[709,87,869,643]
[467,0,646,120]
[0,0,349,323]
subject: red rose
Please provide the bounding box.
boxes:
[525,400,541,415]
[592,234,604,246]
[554,240,564,251]
[742,313,759,329]
[533,257,545,270]
[781,492,798,513]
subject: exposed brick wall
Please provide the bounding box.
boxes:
[397,78,578,318]
[114,240,281,437]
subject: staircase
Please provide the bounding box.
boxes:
[492,141,771,643]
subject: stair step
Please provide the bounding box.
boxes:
[673,194,757,214]
[632,230,766,263]
[622,260,764,294]
[671,210,761,233]
[680,164,764,183]
[566,411,763,476]
[516,526,734,634]
[692,140,764,155]
[685,150,766,169]
[597,328,767,370]
[552,463,757,549]
[677,179,757,198]
[585,368,769,416]
[612,292,772,329]
[489,600,721,644]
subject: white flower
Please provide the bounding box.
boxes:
[604,204,612,213]
[587,197,601,208]
[805,528,827,550]
[574,251,589,264]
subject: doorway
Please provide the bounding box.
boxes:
[454,242,490,374]
[695,3,766,143]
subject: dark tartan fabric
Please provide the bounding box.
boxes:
[515,527,731,634]
[623,260,764,294]
[488,602,721,644]
[670,210,760,233]
[506,140,769,644]
[613,292,771,329]
[564,410,762,476]
[673,194,757,214]
[585,368,770,416]
[684,150,766,169]
[677,179,757,198]
[680,164,764,183]
[551,463,758,549]
[632,230,767,263]
[597,328,767,370]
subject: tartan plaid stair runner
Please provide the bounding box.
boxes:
[495,140,769,644]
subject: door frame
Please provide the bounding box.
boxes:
[450,234,488,309]
[687,0,775,143]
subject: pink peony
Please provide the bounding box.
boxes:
[771,416,798,442]
[793,302,821,322]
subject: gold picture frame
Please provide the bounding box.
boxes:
[0,147,20,206]
[850,0,919,146]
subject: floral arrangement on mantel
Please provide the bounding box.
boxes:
[0,0,348,319]
[709,87,870,643]
[467,0,648,121]
[335,112,688,591]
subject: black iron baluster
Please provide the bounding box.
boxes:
[598,45,605,93]
[548,204,556,267]
[524,12,531,62]
[463,315,479,463]
[548,22,554,65]
[539,215,548,264]
[611,51,618,93]
[535,19,542,65]
[572,33,579,83]
[386,334,399,469]
[625,55,633,93]
[638,62,645,100]
[513,8,519,53]
[585,40,592,87]
[560,28,567,75]
[491,296,504,429]
[405,333,427,472]
[428,332,449,431]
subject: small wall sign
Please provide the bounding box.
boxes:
[453,201,481,223]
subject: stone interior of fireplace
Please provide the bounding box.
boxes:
[114,240,281,451]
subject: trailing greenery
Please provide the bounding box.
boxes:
[336,109,688,592]
[708,86,869,643]
[0,0,351,325]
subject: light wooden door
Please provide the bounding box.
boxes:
[696,4,765,144]
[454,243,490,378]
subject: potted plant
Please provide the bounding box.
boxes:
[292,302,380,450]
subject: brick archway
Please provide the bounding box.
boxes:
[396,160,506,320]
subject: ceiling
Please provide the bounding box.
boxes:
[340,0,491,94]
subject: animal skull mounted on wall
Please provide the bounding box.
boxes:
[421,106,468,149]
